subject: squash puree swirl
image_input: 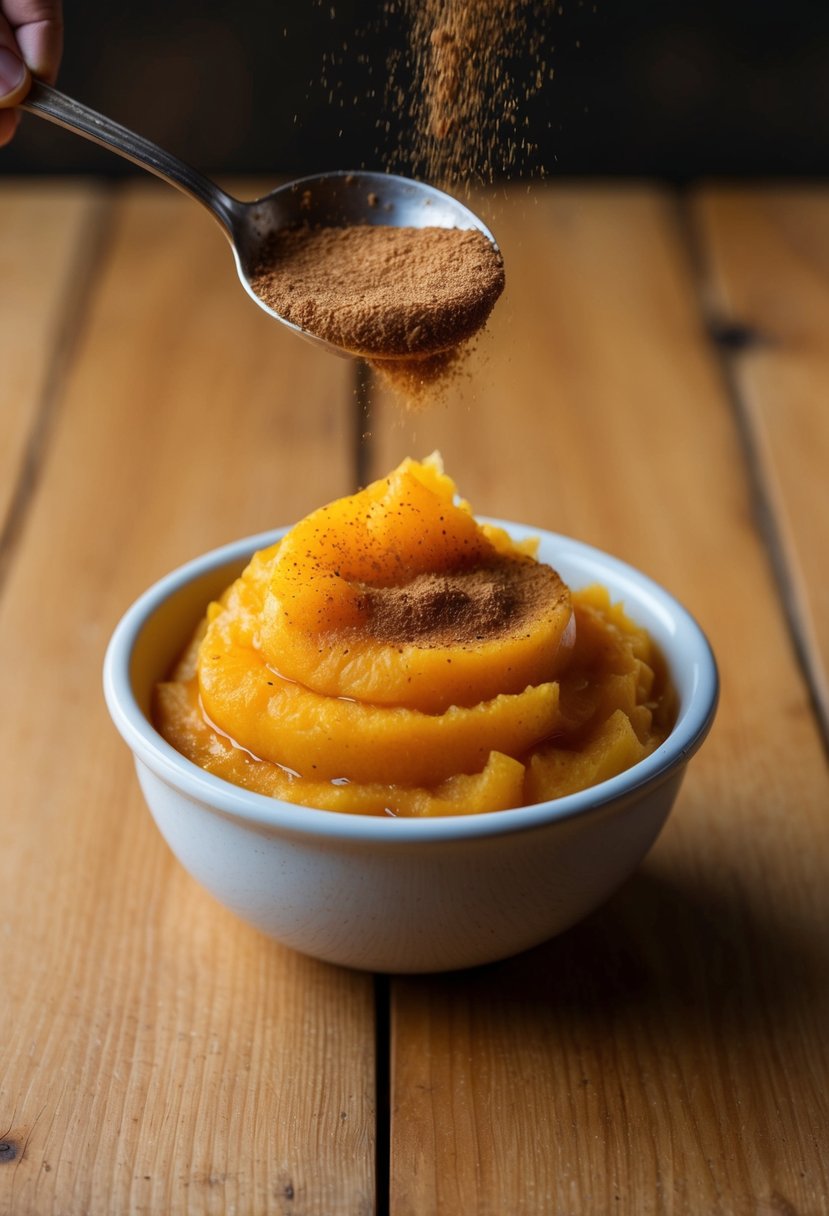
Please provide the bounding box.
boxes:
[155,456,675,816]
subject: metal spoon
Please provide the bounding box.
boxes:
[20,81,499,357]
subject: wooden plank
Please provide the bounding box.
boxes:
[371,186,829,1214]
[0,182,373,1216]
[0,180,105,552]
[691,185,829,736]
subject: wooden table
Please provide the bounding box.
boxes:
[1,179,827,1215]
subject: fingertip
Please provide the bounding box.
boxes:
[16,21,63,85]
[0,46,30,106]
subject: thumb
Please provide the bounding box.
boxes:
[0,18,31,107]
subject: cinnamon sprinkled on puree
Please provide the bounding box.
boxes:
[250,223,505,360]
[361,555,562,647]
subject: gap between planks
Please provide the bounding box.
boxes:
[0,186,114,602]
[356,376,390,1216]
[675,189,829,755]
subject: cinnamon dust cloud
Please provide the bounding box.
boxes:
[387,0,552,188]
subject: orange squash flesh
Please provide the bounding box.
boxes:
[154,457,675,816]
[252,457,575,712]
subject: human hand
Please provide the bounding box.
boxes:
[0,0,63,146]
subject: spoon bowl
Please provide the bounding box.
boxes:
[20,82,499,357]
[227,170,500,356]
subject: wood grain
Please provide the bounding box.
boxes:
[691,185,829,738]
[0,182,373,1216]
[4,177,828,1216]
[372,187,829,1215]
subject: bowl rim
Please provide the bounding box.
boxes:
[103,522,718,844]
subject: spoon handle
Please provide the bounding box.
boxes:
[20,81,240,238]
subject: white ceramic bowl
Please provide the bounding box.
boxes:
[104,524,718,973]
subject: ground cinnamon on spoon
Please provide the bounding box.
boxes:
[249,223,504,383]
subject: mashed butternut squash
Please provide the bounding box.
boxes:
[155,456,674,816]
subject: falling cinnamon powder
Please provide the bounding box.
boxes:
[369,344,469,402]
[386,0,551,188]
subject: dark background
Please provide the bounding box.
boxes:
[2,0,827,181]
